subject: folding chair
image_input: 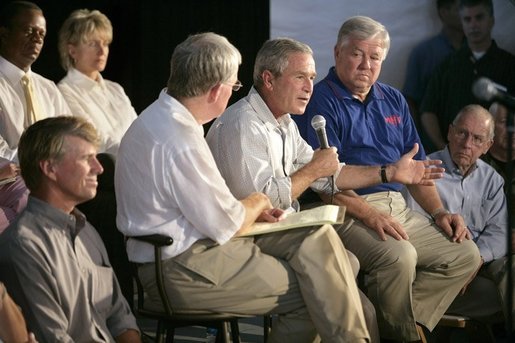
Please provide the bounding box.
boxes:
[129,234,242,343]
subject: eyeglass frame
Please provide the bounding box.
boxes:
[224,80,243,92]
[449,124,491,147]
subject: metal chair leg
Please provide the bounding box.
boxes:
[263,315,272,342]
[165,328,175,343]
[156,320,166,343]
[230,319,241,343]
[164,326,174,343]
[215,321,229,343]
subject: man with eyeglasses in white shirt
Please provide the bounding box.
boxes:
[116,32,373,343]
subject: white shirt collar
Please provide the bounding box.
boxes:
[66,67,105,90]
[247,87,292,131]
[0,55,32,85]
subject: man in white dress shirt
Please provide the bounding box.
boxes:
[0,1,70,161]
[0,1,68,236]
[116,32,371,342]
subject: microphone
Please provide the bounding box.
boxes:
[311,115,329,149]
[472,77,515,109]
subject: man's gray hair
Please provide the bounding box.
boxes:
[253,37,313,89]
[453,104,495,139]
[336,16,390,60]
[167,32,241,98]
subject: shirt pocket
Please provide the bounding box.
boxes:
[90,265,114,316]
[469,197,494,234]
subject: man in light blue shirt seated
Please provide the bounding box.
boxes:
[404,104,511,327]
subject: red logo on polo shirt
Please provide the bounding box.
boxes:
[385,115,401,125]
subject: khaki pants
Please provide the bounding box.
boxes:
[139,224,370,343]
[339,192,481,341]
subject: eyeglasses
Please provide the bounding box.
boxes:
[451,125,489,147]
[225,80,243,92]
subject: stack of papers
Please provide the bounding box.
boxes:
[241,205,346,236]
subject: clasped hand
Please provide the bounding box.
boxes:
[434,211,471,243]
[257,208,286,223]
[0,163,19,180]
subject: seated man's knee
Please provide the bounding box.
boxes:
[457,240,481,271]
[374,241,417,273]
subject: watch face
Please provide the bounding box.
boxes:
[381,165,388,183]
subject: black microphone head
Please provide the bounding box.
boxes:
[472,77,498,102]
[311,115,326,130]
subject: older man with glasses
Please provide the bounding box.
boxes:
[404,104,512,332]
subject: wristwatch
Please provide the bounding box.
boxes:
[380,165,388,183]
[431,208,450,221]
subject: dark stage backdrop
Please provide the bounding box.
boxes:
[0,0,270,114]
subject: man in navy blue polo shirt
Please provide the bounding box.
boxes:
[293,16,481,343]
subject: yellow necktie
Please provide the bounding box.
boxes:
[21,74,41,126]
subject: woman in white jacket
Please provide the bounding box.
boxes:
[57,9,137,157]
